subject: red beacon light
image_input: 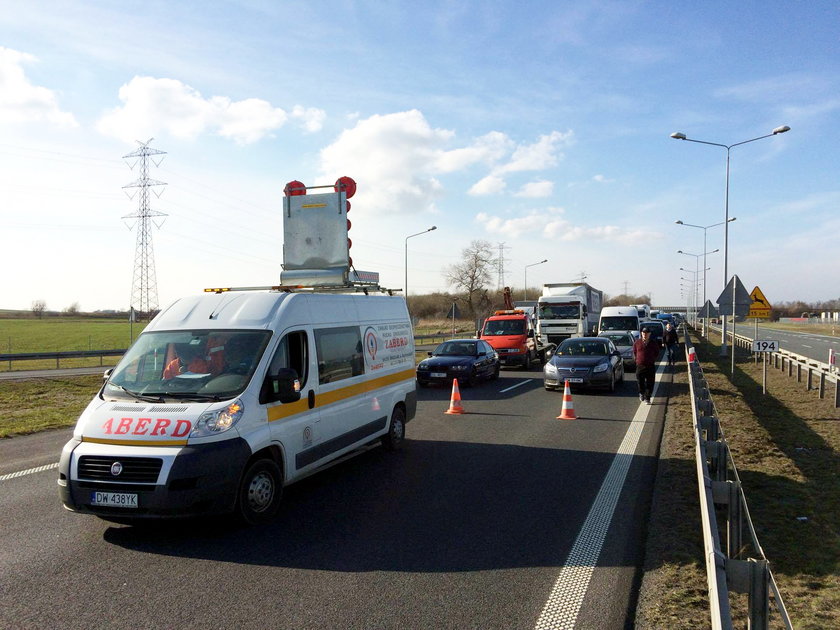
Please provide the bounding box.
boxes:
[334,176,356,199]
[284,180,306,196]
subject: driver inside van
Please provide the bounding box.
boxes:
[163,343,211,379]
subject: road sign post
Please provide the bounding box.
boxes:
[752,340,780,394]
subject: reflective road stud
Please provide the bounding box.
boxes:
[557,379,578,420]
[444,379,465,415]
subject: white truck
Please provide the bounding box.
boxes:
[535,282,604,346]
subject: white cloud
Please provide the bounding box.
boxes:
[291,105,326,132]
[476,208,662,242]
[318,110,453,215]
[592,174,613,184]
[496,130,574,174]
[515,180,554,198]
[434,131,513,173]
[97,76,321,144]
[468,130,574,195]
[0,47,77,127]
[469,174,506,196]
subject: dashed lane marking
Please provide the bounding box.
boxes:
[0,462,59,482]
[500,380,533,393]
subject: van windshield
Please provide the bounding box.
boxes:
[103,330,272,402]
[599,316,639,331]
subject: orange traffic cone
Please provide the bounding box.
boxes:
[556,379,578,420]
[444,378,465,415]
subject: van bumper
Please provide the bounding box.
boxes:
[58,437,251,519]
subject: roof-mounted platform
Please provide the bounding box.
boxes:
[278,177,394,293]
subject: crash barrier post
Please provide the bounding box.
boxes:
[700,323,840,409]
[684,329,793,630]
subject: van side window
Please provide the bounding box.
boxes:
[268,330,309,389]
[314,326,365,384]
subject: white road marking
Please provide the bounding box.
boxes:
[802,344,813,348]
[534,363,665,629]
[501,379,533,393]
[0,462,58,482]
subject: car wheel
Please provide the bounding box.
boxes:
[618,365,624,383]
[607,371,615,393]
[491,364,500,380]
[381,406,406,451]
[237,458,283,525]
[468,370,480,387]
[522,353,531,371]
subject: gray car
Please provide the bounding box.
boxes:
[600,331,637,370]
[543,337,624,393]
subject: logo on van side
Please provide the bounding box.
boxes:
[364,327,378,360]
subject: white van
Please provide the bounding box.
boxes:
[58,289,417,524]
[598,306,641,336]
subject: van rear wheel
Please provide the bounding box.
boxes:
[237,458,283,525]
[382,406,406,451]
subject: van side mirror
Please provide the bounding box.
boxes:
[103,368,114,381]
[261,367,301,404]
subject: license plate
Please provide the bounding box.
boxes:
[431,372,447,378]
[567,377,584,383]
[90,491,138,508]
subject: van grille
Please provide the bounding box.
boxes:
[78,456,162,483]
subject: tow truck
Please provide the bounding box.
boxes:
[479,288,552,369]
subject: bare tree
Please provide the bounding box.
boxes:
[445,240,497,320]
[31,300,47,319]
[63,302,80,315]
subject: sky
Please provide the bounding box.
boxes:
[1,0,838,313]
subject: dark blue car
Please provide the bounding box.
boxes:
[416,339,500,387]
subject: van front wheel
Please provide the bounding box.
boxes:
[237,458,283,525]
[382,406,406,451]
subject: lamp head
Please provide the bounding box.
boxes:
[772,125,790,135]
[670,132,687,140]
[675,220,683,224]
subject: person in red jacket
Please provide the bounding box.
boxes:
[633,327,661,404]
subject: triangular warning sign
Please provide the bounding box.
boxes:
[748,285,772,318]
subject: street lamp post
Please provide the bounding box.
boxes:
[670,125,790,355]
[404,226,437,308]
[524,259,548,301]
[678,249,718,326]
[675,218,734,327]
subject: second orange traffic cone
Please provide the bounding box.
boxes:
[556,379,578,420]
[444,378,465,415]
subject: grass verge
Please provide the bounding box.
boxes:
[636,330,839,629]
[0,375,102,438]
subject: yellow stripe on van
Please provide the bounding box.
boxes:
[267,369,415,423]
[81,436,189,447]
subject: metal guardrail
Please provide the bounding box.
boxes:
[0,349,126,370]
[1,333,458,371]
[712,325,840,408]
[684,329,793,630]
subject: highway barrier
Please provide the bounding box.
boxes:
[684,329,793,629]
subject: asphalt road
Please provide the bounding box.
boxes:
[0,363,672,630]
[710,322,839,364]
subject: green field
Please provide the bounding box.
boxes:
[0,318,147,372]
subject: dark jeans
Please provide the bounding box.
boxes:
[636,365,656,399]
[666,343,677,363]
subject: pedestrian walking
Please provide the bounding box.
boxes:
[664,322,679,365]
[633,326,661,404]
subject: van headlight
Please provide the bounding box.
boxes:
[191,399,244,437]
